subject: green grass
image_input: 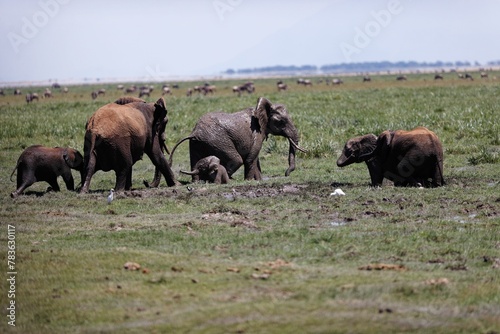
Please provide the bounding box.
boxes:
[1,73,499,333]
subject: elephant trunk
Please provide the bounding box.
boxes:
[336,153,351,167]
[180,169,199,176]
[285,132,306,176]
[285,143,296,177]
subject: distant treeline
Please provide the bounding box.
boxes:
[225,60,500,75]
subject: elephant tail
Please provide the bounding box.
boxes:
[168,136,194,167]
[9,162,19,182]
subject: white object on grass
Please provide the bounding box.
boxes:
[330,188,345,196]
[107,188,114,204]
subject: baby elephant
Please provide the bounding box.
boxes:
[180,156,229,184]
[337,127,444,187]
[10,145,84,198]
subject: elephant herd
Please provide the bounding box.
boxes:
[9,96,445,198]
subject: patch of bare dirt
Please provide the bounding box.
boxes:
[201,211,258,229]
[117,183,310,200]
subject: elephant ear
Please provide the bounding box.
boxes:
[253,97,272,133]
[376,130,394,161]
[155,97,167,111]
[63,149,84,170]
[153,97,168,131]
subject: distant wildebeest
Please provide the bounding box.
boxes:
[44,88,52,98]
[277,81,288,91]
[162,87,172,95]
[297,78,312,86]
[458,73,473,80]
[117,84,124,90]
[52,83,61,89]
[480,72,488,78]
[125,85,137,93]
[0,89,5,96]
[363,76,371,82]
[232,82,255,96]
[396,75,407,81]
[201,85,216,95]
[98,89,106,96]
[139,89,151,98]
[91,91,98,100]
[186,88,193,97]
[434,74,444,80]
[331,78,343,85]
[14,89,22,95]
[26,93,39,103]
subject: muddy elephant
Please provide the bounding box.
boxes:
[167,97,306,182]
[79,96,177,193]
[10,145,84,198]
[180,155,229,184]
[337,127,444,187]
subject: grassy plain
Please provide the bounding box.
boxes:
[0,72,499,333]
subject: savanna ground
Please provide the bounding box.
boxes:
[0,72,499,333]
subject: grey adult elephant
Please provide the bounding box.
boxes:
[79,96,177,193]
[167,97,306,182]
[337,127,444,187]
[10,145,84,198]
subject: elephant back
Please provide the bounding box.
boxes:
[86,103,148,139]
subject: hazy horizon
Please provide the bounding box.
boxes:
[1,0,499,84]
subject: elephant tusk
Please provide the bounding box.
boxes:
[288,138,308,153]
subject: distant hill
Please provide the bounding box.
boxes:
[224,60,500,75]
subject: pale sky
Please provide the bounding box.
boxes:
[1,0,499,84]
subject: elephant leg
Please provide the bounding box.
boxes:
[115,166,131,191]
[80,151,97,193]
[47,176,61,192]
[126,168,133,190]
[432,162,444,187]
[147,153,177,187]
[11,172,34,198]
[62,171,75,191]
[216,165,229,184]
[244,160,262,181]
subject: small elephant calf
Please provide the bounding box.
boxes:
[10,145,84,198]
[180,156,229,184]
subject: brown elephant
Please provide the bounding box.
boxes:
[166,97,306,182]
[180,156,229,184]
[337,127,444,187]
[79,96,177,193]
[10,145,84,198]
